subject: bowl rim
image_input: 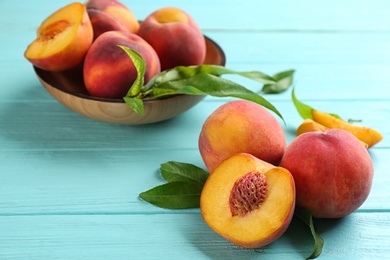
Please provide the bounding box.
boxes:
[34,35,226,104]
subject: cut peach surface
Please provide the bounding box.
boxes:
[200,153,295,249]
[296,118,328,136]
[296,118,369,148]
[24,2,93,71]
[311,109,383,148]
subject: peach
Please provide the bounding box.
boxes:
[198,100,286,173]
[83,31,161,99]
[280,129,374,218]
[24,2,93,71]
[137,7,206,71]
[296,118,369,148]
[200,153,295,248]
[86,0,140,40]
[296,118,327,136]
[311,109,383,148]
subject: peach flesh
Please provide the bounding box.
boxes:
[40,20,70,40]
[200,153,295,249]
[24,2,93,71]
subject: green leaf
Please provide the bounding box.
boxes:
[294,207,324,259]
[160,161,209,184]
[120,46,294,120]
[292,86,343,121]
[292,86,314,119]
[348,118,362,124]
[149,73,284,121]
[262,69,295,94]
[123,96,144,116]
[118,45,146,97]
[139,181,204,209]
[144,65,277,91]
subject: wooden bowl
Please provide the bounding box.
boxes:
[34,36,226,125]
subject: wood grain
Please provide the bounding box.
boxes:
[0,0,389,259]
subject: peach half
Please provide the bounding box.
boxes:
[200,153,296,248]
[24,2,93,71]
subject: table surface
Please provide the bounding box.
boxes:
[1,0,389,259]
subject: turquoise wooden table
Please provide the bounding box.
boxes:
[1,0,389,259]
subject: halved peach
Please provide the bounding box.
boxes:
[311,109,383,148]
[296,118,328,136]
[296,118,369,148]
[24,2,93,71]
[200,153,296,248]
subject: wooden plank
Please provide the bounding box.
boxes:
[2,0,389,32]
[0,146,387,215]
[0,99,388,151]
[3,30,390,101]
[0,1,389,259]
[0,213,389,259]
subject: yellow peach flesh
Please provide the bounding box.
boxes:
[24,2,93,71]
[200,153,295,248]
[29,20,75,58]
[311,109,383,147]
[296,118,327,136]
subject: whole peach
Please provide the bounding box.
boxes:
[137,7,206,71]
[86,0,140,40]
[87,9,129,40]
[280,129,374,218]
[83,31,161,99]
[198,100,286,173]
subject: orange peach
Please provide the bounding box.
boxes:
[24,2,93,71]
[200,153,295,248]
[296,118,369,148]
[199,100,286,173]
[296,118,328,136]
[311,109,383,148]
[280,129,374,218]
[86,0,140,40]
[83,31,161,99]
[137,7,206,71]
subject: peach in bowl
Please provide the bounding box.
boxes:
[33,35,226,125]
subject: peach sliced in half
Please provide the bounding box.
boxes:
[296,118,328,136]
[311,109,383,148]
[296,118,369,148]
[200,153,296,248]
[24,2,93,71]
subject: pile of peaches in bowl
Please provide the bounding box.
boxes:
[24,1,226,124]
